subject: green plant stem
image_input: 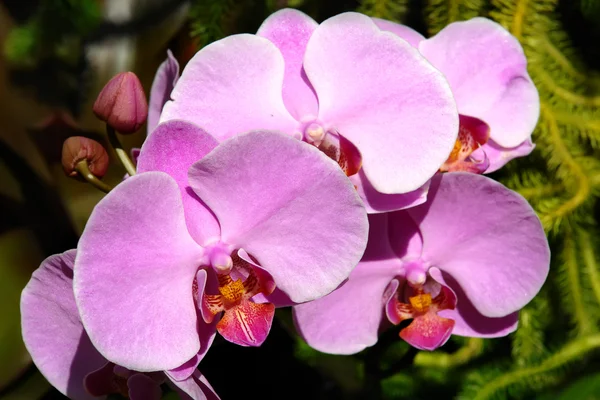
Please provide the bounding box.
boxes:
[74,160,112,193]
[578,228,600,308]
[539,104,590,228]
[413,337,483,368]
[537,68,600,106]
[539,36,587,81]
[106,125,136,177]
[518,183,563,200]
[563,224,594,335]
[473,334,600,400]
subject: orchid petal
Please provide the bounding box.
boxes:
[371,17,425,47]
[21,251,107,400]
[305,12,458,193]
[387,210,424,260]
[351,171,430,213]
[478,138,535,173]
[430,268,518,337]
[407,173,550,317]
[293,213,400,354]
[166,354,201,382]
[188,131,368,303]
[148,50,179,135]
[169,370,221,400]
[137,120,221,245]
[257,8,319,120]
[419,18,539,148]
[161,35,297,141]
[74,172,205,371]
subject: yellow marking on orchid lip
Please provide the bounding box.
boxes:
[218,278,245,305]
[409,293,432,313]
[447,139,463,162]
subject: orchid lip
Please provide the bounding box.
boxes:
[199,248,277,347]
[440,114,491,174]
[385,266,457,350]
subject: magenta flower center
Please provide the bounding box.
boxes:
[385,261,457,350]
[440,114,491,174]
[300,120,362,177]
[198,246,277,347]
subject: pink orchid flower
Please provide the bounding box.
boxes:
[294,173,550,353]
[73,121,368,374]
[373,17,539,173]
[159,9,459,213]
[147,50,179,136]
[21,251,218,400]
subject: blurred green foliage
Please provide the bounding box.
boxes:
[4,0,101,67]
[0,230,43,390]
[581,0,600,21]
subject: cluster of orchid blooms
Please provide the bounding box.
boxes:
[20,9,550,400]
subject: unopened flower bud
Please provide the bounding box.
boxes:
[62,136,109,178]
[93,72,148,134]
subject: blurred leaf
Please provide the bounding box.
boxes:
[4,0,101,66]
[381,372,416,400]
[0,229,44,391]
[581,0,600,21]
[1,371,50,400]
[537,372,600,400]
[161,391,181,400]
[295,338,364,396]
[555,372,600,400]
[4,26,38,66]
[266,0,306,12]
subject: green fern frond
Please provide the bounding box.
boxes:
[357,0,410,21]
[511,291,550,367]
[465,334,600,400]
[576,227,600,325]
[189,0,236,48]
[425,0,486,35]
[458,364,513,400]
[555,224,596,336]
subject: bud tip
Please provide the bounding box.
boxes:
[93,72,148,134]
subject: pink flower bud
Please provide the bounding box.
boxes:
[62,136,109,178]
[93,72,148,134]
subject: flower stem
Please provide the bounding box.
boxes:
[75,160,113,193]
[413,337,483,368]
[106,125,136,177]
[473,334,600,400]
